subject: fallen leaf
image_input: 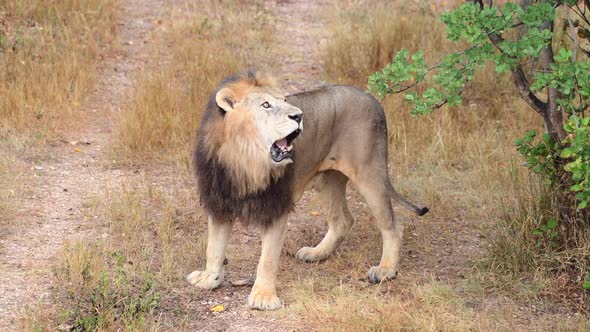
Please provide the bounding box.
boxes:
[210,304,225,313]
[74,147,81,153]
[310,211,320,216]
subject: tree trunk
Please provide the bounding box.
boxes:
[538,21,567,143]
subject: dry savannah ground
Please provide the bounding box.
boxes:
[0,0,589,331]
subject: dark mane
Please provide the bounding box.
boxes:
[193,71,295,227]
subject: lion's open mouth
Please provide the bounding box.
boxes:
[270,129,301,162]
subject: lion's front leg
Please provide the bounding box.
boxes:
[187,216,232,290]
[248,215,288,310]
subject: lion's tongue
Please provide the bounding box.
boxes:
[276,138,288,149]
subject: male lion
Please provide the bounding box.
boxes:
[188,71,428,310]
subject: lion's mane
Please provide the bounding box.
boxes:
[193,71,295,227]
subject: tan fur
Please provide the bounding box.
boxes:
[189,78,428,311]
[217,103,283,196]
[203,77,298,196]
[186,217,232,289]
[248,215,288,309]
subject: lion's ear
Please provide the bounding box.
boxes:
[216,87,236,113]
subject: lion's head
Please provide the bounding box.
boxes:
[197,71,303,198]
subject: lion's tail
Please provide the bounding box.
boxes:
[386,180,429,216]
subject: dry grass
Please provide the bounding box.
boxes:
[114,1,275,164]
[0,0,119,140]
[0,151,15,227]
[281,277,590,331]
[286,279,479,331]
[24,177,206,330]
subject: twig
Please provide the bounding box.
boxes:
[565,5,579,61]
[390,65,448,94]
[572,3,590,27]
[433,87,465,110]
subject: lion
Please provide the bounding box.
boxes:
[187,71,428,310]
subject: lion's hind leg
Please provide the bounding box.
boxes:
[296,170,354,263]
[187,216,232,289]
[353,176,402,284]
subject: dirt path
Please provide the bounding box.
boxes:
[273,0,327,91]
[0,0,168,329]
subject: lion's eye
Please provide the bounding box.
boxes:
[262,102,270,109]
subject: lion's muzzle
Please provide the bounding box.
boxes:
[270,128,301,162]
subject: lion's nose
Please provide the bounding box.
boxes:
[289,113,302,124]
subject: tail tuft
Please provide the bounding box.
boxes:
[418,207,429,216]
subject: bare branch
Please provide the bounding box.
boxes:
[572,2,590,27]
[519,0,533,10]
[538,20,567,141]
[471,0,484,10]
[487,33,547,115]
[390,82,420,94]
[433,100,450,110]
[433,88,465,110]
[562,30,590,57]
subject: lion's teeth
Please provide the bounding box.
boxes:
[286,145,293,152]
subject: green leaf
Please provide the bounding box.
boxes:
[561,148,575,158]
[555,48,573,63]
[546,218,558,230]
[405,92,417,102]
[542,133,552,146]
[495,62,510,73]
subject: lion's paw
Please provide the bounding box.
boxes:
[367,266,398,284]
[295,246,329,263]
[186,270,223,290]
[248,286,282,310]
